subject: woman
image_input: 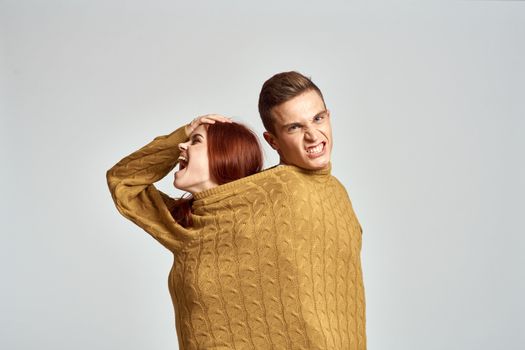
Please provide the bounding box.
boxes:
[107,115,365,349]
[107,115,268,348]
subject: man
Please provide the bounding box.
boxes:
[256,71,366,349]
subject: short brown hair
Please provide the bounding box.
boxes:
[258,71,325,133]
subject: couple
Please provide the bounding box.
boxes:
[107,71,366,350]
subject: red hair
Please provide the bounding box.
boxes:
[207,122,263,184]
[171,122,263,226]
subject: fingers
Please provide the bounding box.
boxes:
[197,114,233,125]
[186,114,233,136]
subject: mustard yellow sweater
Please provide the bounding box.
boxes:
[107,126,366,350]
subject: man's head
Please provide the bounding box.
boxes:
[258,71,333,170]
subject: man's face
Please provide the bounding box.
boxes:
[264,89,333,170]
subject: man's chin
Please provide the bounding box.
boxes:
[280,155,330,171]
[300,158,330,171]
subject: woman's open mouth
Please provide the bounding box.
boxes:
[178,155,188,170]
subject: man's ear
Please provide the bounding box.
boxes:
[263,131,279,150]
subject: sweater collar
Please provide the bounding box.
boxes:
[192,163,332,205]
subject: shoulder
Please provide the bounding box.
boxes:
[330,175,349,195]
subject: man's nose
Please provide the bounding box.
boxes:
[304,128,318,142]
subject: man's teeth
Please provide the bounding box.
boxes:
[306,143,324,154]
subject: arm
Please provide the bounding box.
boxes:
[106,126,189,251]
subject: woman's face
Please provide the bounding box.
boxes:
[174,124,218,194]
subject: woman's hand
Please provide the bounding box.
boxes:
[185,114,233,136]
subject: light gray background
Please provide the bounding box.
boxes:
[1,1,524,349]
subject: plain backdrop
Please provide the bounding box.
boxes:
[1,1,524,349]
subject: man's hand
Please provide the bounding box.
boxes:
[185,114,233,136]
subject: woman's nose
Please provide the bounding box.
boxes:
[178,142,188,151]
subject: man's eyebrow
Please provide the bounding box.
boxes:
[281,121,303,129]
[281,110,328,129]
[312,109,328,119]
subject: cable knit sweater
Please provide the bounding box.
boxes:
[106,126,366,350]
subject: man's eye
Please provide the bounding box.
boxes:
[314,115,325,123]
[288,125,300,132]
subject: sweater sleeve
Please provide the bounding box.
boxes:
[106,126,190,252]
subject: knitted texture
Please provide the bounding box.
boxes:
[107,126,366,350]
